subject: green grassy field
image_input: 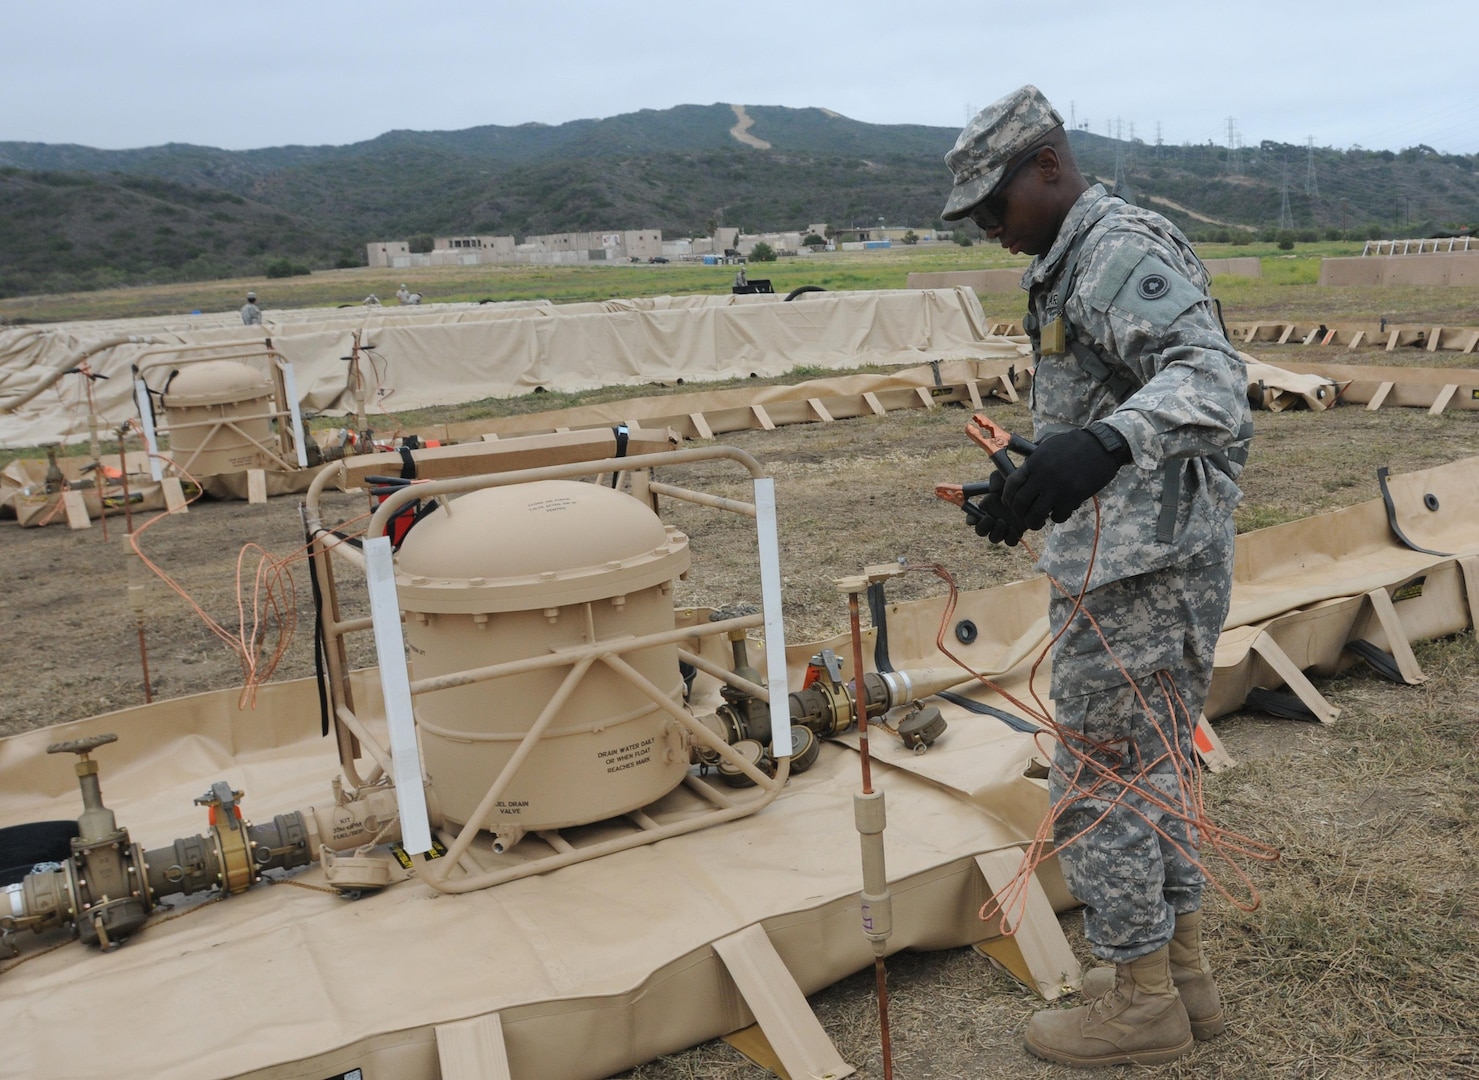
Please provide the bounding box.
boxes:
[0,239,1378,325]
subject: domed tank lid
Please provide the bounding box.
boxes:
[394,479,690,614]
[164,361,274,407]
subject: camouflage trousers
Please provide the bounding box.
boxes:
[1046,525,1234,962]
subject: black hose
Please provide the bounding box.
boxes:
[866,582,1038,733]
[0,821,79,886]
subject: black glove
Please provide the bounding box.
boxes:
[1002,426,1128,531]
[968,471,1026,546]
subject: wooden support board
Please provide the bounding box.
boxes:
[1228,321,1479,355]
[712,924,855,1080]
[436,1015,513,1080]
[973,851,1081,1001]
[161,476,189,513]
[62,490,91,530]
[1251,631,1341,724]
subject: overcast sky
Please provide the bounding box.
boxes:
[4,1,1475,156]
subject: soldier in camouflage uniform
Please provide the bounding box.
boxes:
[942,86,1252,1068]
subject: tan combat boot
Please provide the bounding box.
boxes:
[1024,945,1193,1067]
[1079,910,1226,1040]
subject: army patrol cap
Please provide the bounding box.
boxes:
[942,85,1065,221]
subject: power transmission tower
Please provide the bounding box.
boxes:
[1279,162,1294,230]
[1070,100,1076,130]
[1227,117,1240,174]
[1155,120,1163,156]
[1305,135,1319,197]
[1111,117,1125,190]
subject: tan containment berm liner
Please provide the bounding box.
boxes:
[2,452,1477,1079]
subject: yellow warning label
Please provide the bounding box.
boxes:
[1392,578,1425,603]
[389,838,447,869]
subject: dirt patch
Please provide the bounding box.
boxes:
[0,488,374,735]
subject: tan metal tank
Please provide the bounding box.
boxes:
[394,479,694,836]
[161,360,276,475]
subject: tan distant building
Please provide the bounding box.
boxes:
[738,230,804,256]
[435,235,518,263]
[367,229,663,269]
[366,241,411,268]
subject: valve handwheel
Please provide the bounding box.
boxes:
[46,733,118,756]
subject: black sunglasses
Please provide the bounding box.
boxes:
[968,143,1051,230]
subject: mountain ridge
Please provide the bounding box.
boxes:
[1,103,1475,298]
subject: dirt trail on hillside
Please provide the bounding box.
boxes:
[728,104,771,149]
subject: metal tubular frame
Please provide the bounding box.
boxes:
[302,444,793,894]
[134,343,309,475]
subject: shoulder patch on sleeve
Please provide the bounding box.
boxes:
[1087,245,1142,310]
[1100,253,1203,326]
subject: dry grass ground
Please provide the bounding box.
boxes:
[1,280,1477,1077]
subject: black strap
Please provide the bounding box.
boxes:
[398,445,417,480]
[866,582,1038,734]
[1212,297,1230,339]
[1068,338,1141,403]
[610,423,630,489]
[1376,466,1450,556]
[301,509,333,738]
[1154,462,1181,544]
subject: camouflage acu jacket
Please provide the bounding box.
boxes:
[1021,184,1251,592]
